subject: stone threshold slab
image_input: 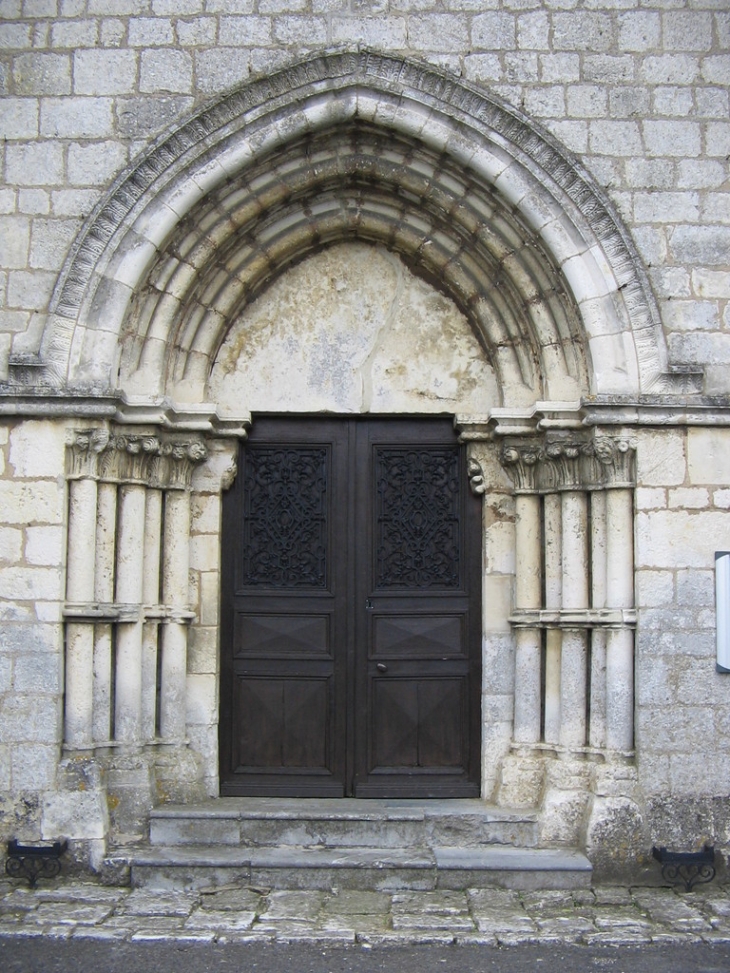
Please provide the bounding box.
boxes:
[115,845,591,873]
[149,798,538,823]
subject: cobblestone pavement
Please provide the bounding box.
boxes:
[2,880,730,946]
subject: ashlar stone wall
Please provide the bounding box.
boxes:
[0,420,66,833]
[636,427,730,847]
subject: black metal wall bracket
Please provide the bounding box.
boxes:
[5,839,68,888]
[652,844,716,892]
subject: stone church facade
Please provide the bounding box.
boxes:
[0,2,728,881]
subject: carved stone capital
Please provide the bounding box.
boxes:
[500,434,636,494]
[66,428,111,479]
[66,426,208,490]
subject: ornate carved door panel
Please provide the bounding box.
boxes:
[219,417,481,798]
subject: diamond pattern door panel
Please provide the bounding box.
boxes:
[220,417,481,798]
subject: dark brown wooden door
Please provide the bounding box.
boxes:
[219,417,481,798]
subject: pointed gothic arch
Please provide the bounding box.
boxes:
[23,49,685,410]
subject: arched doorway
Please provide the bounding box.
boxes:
[40,52,672,847]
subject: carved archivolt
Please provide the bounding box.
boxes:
[8,50,682,405]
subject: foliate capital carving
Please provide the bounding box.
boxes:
[500,435,636,494]
[66,428,111,478]
[66,426,208,490]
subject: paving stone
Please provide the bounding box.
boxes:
[0,890,39,913]
[391,913,475,931]
[593,908,653,931]
[583,929,652,945]
[132,930,216,943]
[535,915,597,938]
[473,914,537,935]
[319,914,390,934]
[30,885,127,904]
[521,889,576,912]
[71,925,132,940]
[594,885,635,906]
[322,890,391,914]
[184,909,256,931]
[117,889,198,917]
[199,887,264,911]
[259,890,327,919]
[26,902,115,925]
[392,890,469,915]
[632,889,713,931]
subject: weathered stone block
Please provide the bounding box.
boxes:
[29,218,79,271]
[643,120,701,158]
[40,97,114,139]
[139,49,193,94]
[11,744,57,790]
[471,11,516,49]
[0,216,30,269]
[9,420,66,477]
[0,98,38,139]
[217,14,273,46]
[0,480,63,524]
[642,54,700,85]
[274,16,328,45]
[636,569,673,608]
[67,142,127,186]
[73,49,137,95]
[13,53,70,95]
[589,120,643,156]
[636,510,728,569]
[618,11,660,52]
[688,429,730,484]
[14,652,61,694]
[177,18,217,46]
[517,11,548,50]
[194,49,252,94]
[637,430,686,488]
[128,17,175,46]
[51,20,98,49]
[663,11,713,52]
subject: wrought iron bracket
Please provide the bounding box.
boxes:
[652,844,716,892]
[5,839,68,888]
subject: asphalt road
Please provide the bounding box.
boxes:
[3,939,730,973]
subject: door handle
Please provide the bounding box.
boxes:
[365,599,373,609]
[376,663,388,673]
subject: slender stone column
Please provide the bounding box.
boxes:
[589,491,608,749]
[141,489,163,742]
[93,482,117,743]
[606,488,634,751]
[543,493,562,745]
[65,478,98,748]
[560,490,589,749]
[114,483,147,745]
[159,489,192,743]
[513,494,542,744]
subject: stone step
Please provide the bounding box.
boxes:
[149,798,539,850]
[115,844,592,893]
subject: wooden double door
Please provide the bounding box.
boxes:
[219,417,482,798]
